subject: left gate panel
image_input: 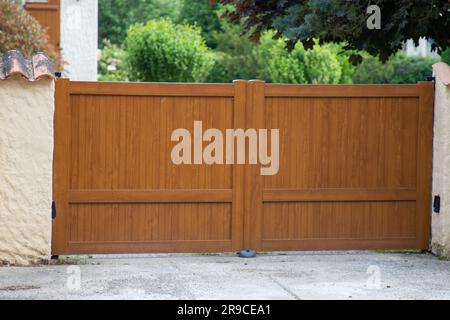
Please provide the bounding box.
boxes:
[52,80,246,255]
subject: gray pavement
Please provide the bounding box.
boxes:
[0,251,449,300]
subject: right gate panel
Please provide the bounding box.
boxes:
[246,82,433,251]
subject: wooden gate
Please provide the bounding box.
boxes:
[52,79,433,254]
[245,82,433,251]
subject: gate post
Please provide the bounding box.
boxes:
[431,62,450,258]
[0,52,56,265]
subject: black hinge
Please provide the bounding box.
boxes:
[433,195,440,213]
[52,201,57,219]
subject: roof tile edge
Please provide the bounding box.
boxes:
[0,50,56,81]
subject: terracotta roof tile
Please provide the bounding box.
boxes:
[0,50,56,81]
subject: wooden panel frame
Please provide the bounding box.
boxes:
[265,84,424,97]
[415,82,434,248]
[69,81,235,97]
[67,190,233,204]
[263,188,417,202]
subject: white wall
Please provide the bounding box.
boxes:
[404,38,438,58]
[60,0,98,81]
[0,79,54,265]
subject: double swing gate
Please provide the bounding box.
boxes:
[52,79,434,254]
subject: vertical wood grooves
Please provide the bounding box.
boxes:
[244,81,265,250]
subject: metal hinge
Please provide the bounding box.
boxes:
[52,201,57,219]
[433,195,440,213]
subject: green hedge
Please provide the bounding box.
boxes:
[125,19,214,82]
[253,33,344,84]
[353,53,438,84]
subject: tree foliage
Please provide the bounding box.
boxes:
[441,48,450,65]
[219,0,450,63]
[99,0,182,46]
[178,0,223,48]
[207,20,258,82]
[0,0,62,68]
[125,19,214,82]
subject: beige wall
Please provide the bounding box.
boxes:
[432,63,450,257]
[0,79,54,265]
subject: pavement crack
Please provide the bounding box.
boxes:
[269,275,301,300]
[0,285,40,291]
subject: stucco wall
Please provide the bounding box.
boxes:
[0,79,55,265]
[60,0,98,81]
[431,63,450,257]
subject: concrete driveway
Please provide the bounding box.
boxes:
[0,251,449,300]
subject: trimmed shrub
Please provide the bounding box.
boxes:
[352,54,393,84]
[0,0,62,68]
[254,32,306,83]
[125,19,214,82]
[303,45,342,84]
[323,43,356,84]
[253,32,342,84]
